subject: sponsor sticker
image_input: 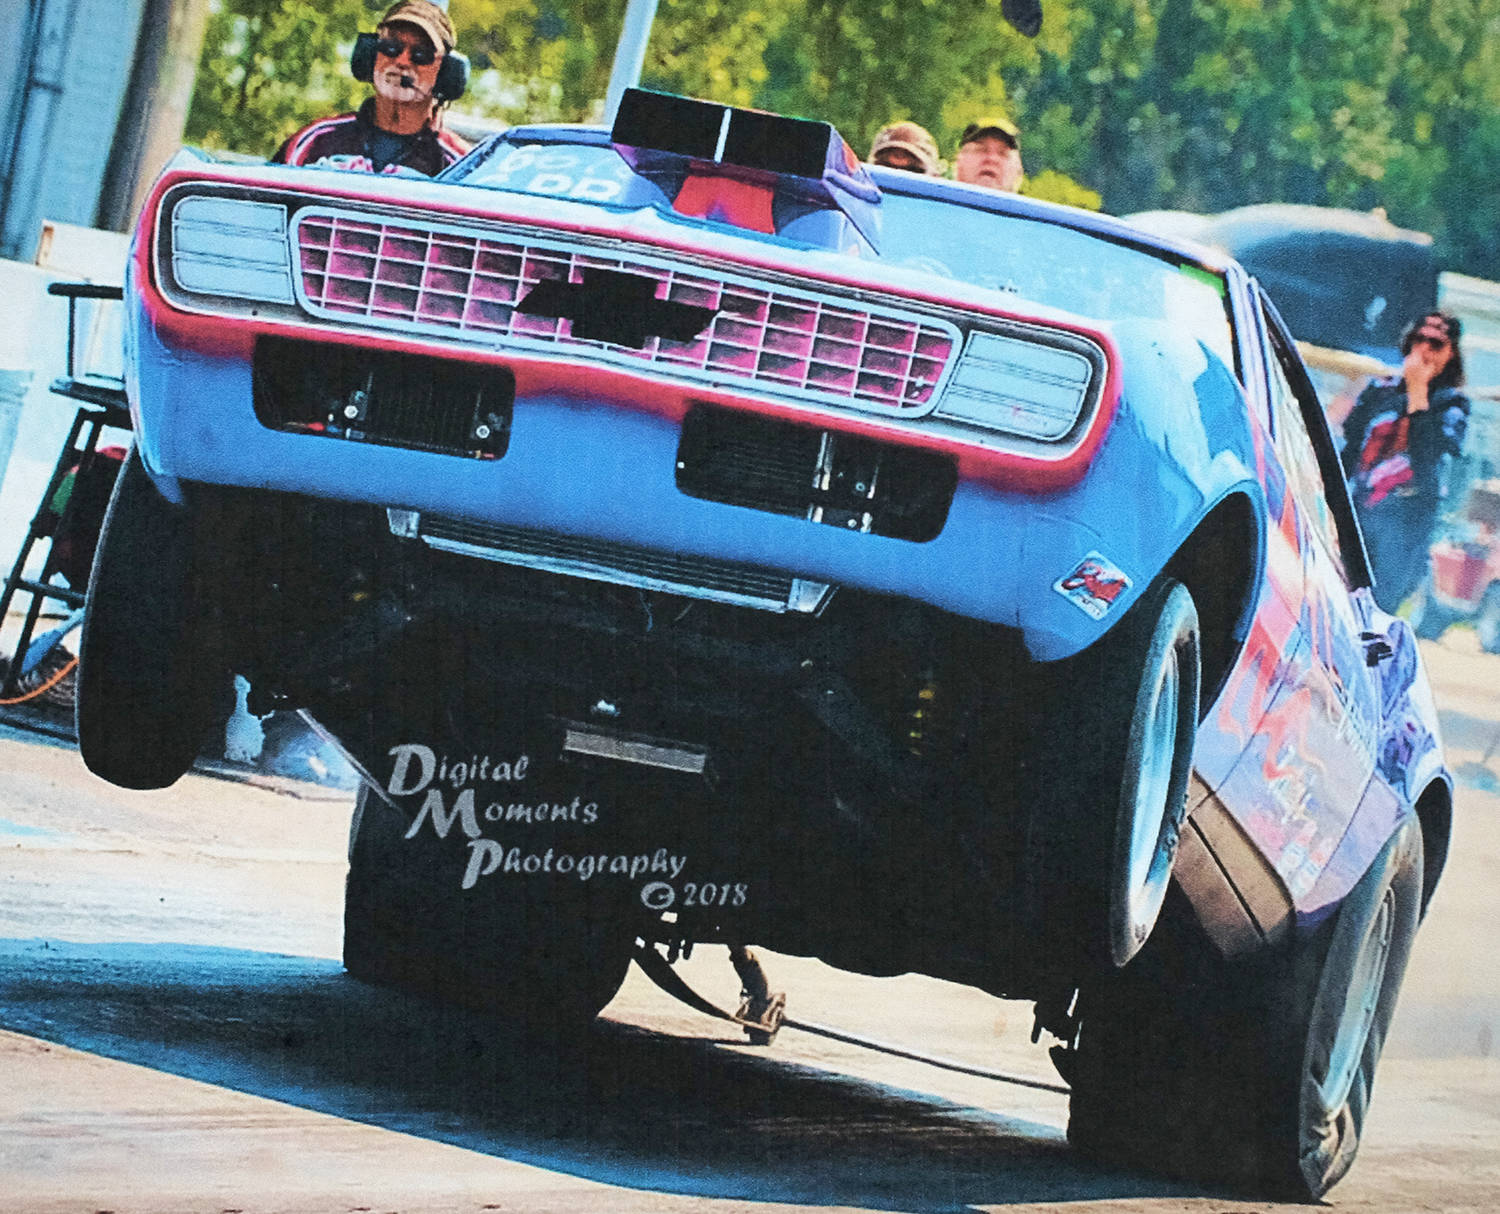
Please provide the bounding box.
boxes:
[1054,552,1132,620]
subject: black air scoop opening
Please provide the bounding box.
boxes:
[675,406,956,543]
[253,337,514,459]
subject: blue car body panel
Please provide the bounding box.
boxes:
[119,123,1451,926]
[126,273,1257,662]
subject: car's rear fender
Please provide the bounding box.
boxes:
[1297,620,1450,916]
[1007,318,1266,659]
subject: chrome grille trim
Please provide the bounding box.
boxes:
[400,512,833,614]
[294,206,960,416]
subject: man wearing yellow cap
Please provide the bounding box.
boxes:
[274,0,470,177]
[953,116,1024,193]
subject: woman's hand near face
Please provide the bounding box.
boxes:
[1402,317,1456,410]
[1403,345,1439,410]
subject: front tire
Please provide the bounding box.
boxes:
[1022,578,1201,970]
[75,450,224,789]
[1066,818,1424,1200]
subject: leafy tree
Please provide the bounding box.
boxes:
[182,0,1500,274]
[1381,0,1500,274]
[185,0,377,156]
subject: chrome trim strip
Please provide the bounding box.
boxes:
[402,513,833,614]
[562,727,708,775]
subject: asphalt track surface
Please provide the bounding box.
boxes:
[1,635,1499,1212]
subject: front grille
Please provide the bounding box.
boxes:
[413,515,833,614]
[676,406,956,542]
[293,207,959,415]
[253,337,512,458]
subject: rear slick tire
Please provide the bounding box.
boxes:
[1066,818,1424,1200]
[343,785,635,1036]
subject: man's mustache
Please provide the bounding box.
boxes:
[381,67,431,96]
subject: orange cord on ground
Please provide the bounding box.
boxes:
[0,656,79,705]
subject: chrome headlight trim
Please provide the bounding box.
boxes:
[933,327,1104,446]
[168,195,294,304]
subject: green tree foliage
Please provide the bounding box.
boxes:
[1380,0,1500,275]
[184,0,1500,275]
[185,0,377,154]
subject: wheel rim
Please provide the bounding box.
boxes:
[1311,887,1395,1118]
[1123,650,1180,940]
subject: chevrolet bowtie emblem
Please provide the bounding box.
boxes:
[517,269,717,349]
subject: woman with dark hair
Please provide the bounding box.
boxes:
[1341,310,1469,612]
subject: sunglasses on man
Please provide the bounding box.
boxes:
[1413,334,1452,352]
[376,36,437,66]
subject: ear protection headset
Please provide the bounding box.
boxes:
[351,31,470,102]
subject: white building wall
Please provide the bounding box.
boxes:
[0,0,146,260]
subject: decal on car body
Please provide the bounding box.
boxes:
[1054,552,1132,619]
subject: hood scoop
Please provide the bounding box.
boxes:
[610,88,881,255]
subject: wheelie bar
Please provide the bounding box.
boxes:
[632,942,1069,1094]
[631,941,788,1044]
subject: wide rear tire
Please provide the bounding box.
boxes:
[1066,818,1424,1200]
[343,784,635,1034]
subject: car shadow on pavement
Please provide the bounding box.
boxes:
[0,938,1213,1212]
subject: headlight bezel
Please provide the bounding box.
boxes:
[927,321,1108,459]
[166,193,296,305]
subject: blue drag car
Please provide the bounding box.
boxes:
[81,90,1450,1199]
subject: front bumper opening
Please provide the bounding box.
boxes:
[675,404,957,542]
[253,336,515,459]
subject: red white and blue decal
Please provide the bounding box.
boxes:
[1054,552,1132,620]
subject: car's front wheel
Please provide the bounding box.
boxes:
[343,784,636,1034]
[1065,817,1424,1200]
[1021,578,1201,971]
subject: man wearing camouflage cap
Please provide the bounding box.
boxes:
[274,0,470,177]
[868,121,942,176]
